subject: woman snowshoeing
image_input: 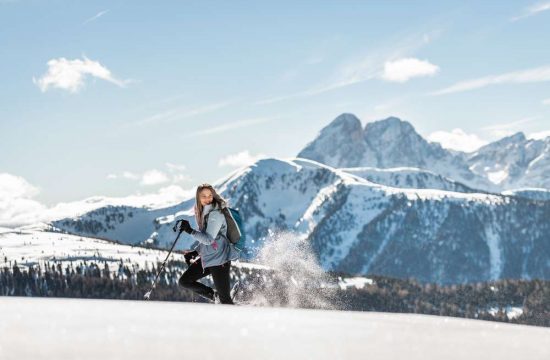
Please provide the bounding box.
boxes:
[177,183,241,304]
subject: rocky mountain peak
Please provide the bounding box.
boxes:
[363,116,417,141]
[324,113,362,133]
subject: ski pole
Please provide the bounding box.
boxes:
[144,219,184,300]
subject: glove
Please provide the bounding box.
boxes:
[179,219,194,234]
[183,250,199,266]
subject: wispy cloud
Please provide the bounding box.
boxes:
[218,150,267,168]
[33,56,130,93]
[327,30,440,89]
[481,116,540,137]
[427,128,488,152]
[82,9,109,25]
[431,65,550,95]
[511,1,550,21]
[255,30,441,105]
[107,164,191,186]
[165,162,187,172]
[542,98,550,105]
[381,58,440,83]
[134,101,233,127]
[181,117,272,138]
[107,171,141,181]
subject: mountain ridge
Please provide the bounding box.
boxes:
[298,113,550,191]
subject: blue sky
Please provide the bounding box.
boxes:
[1,1,550,225]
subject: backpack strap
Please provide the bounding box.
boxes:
[203,209,223,236]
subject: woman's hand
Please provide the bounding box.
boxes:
[179,220,194,234]
[182,249,199,266]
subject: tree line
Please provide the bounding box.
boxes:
[1,258,547,327]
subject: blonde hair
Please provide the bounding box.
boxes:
[194,183,227,231]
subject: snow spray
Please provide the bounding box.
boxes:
[239,230,343,310]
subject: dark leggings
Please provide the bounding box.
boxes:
[178,259,234,305]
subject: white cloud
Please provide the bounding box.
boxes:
[431,65,550,95]
[528,130,550,140]
[0,173,40,199]
[108,165,191,186]
[52,185,195,218]
[33,56,129,93]
[427,128,488,152]
[0,172,196,228]
[218,150,267,168]
[381,58,440,83]
[44,185,194,219]
[511,1,550,21]
[329,30,441,90]
[542,98,550,105]
[255,30,441,105]
[0,173,45,227]
[82,9,109,25]
[140,170,169,186]
[182,117,272,138]
[164,163,191,183]
[122,171,140,180]
[106,171,147,182]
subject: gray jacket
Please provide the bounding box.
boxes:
[190,202,241,272]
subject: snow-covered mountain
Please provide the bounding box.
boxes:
[295,113,368,168]
[298,113,550,192]
[467,132,550,190]
[298,114,495,191]
[51,202,194,248]
[51,157,550,285]
[339,166,479,193]
[41,113,550,284]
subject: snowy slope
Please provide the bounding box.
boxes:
[339,166,479,193]
[1,297,549,360]
[0,227,187,271]
[0,229,277,280]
